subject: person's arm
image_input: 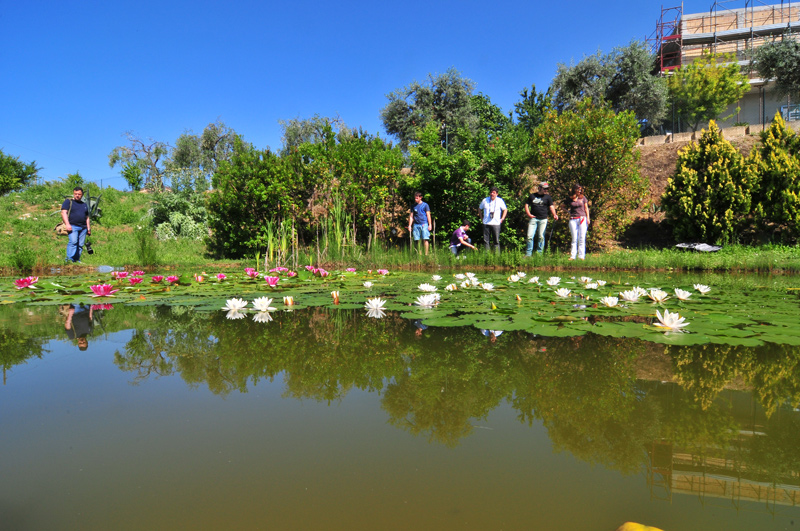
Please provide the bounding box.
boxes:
[459,236,476,250]
[426,209,432,231]
[549,204,558,220]
[408,210,414,232]
[500,208,507,223]
[65,307,75,331]
[524,202,533,219]
[86,206,91,235]
[584,199,590,225]
[61,201,72,232]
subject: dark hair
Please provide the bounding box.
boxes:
[570,184,583,197]
[74,186,84,193]
[414,191,422,197]
[489,186,499,194]
[462,221,470,227]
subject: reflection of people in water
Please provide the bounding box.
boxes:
[64,303,93,350]
[481,329,503,343]
[413,319,428,338]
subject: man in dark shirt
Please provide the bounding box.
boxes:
[65,304,93,351]
[524,182,558,256]
[61,187,91,263]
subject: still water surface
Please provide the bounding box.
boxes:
[1,305,799,530]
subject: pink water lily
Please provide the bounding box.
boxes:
[265,276,280,287]
[90,284,119,297]
[245,268,260,279]
[129,277,143,285]
[132,270,145,276]
[316,268,329,278]
[14,276,39,289]
[216,273,227,281]
[112,271,128,280]
[151,275,164,283]
[166,275,179,284]
[194,274,205,283]
[90,303,114,310]
[377,269,389,275]
[346,268,356,272]
[269,267,289,273]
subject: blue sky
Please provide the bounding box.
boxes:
[2,0,715,189]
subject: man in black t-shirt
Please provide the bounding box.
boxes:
[524,182,558,255]
[61,187,91,263]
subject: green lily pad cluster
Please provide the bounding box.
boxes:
[4,268,800,346]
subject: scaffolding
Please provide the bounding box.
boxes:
[649,1,800,73]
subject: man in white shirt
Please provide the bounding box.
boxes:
[478,186,507,252]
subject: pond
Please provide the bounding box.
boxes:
[2,269,800,530]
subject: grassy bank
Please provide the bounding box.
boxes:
[2,182,799,276]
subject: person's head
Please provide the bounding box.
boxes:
[414,191,423,203]
[73,187,84,200]
[571,183,584,198]
[461,221,470,230]
[538,182,549,192]
[489,186,499,199]
[77,337,88,351]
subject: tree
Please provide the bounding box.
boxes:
[108,132,169,191]
[514,85,553,134]
[662,121,758,243]
[551,42,668,132]
[751,113,800,239]
[753,37,800,101]
[380,68,478,150]
[667,52,751,132]
[279,114,347,153]
[165,120,236,176]
[533,99,646,245]
[0,149,40,195]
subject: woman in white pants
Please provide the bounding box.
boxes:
[565,184,590,260]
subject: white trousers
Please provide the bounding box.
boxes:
[569,218,587,259]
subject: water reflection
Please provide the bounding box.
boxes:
[2,304,800,507]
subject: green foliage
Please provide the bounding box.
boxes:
[514,85,553,135]
[667,52,751,131]
[152,169,209,241]
[108,132,169,191]
[551,41,668,132]
[121,162,143,191]
[134,227,160,267]
[10,240,37,272]
[380,68,478,151]
[0,149,40,195]
[662,121,758,244]
[751,113,800,240]
[533,99,646,246]
[165,120,236,175]
[753,37,800,100]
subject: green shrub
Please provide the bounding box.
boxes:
[662,121,757,244]
[134,228,160,267]
[10,240,37,272]
[751,113,800,240]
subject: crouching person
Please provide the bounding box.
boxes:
[449,221,476,257]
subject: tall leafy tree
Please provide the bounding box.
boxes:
[667,52,751,132]
[514,85,553,134]
[380,68,478,151]
[534,99,645,245]
[166,120,236,176]
[0,149,40,195]
[753,37,800,101]
[551,41,668,132]
[662,121,757,243]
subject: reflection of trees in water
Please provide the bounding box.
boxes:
[669,342,800,416]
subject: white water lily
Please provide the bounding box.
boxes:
[546,277,561,286]
[585,283,599,290]
[580,276,592,284]
[331,290,340,300]
[470,277,482,287]
[517,271,526,278]
[654,309,689,330]
[508,274,520,282]
[554,288,572,298]
[596,280,607,287]
[694,284,711,294]
[619,290,640,302]
[648,289,670,303]
[431,275,442,281]
[482,283,494,291]
[252,311,273,323]
[418,283,438,292]
[225,309,247,320]
[223,298,248,311]
[252,297,276,312]
[366,308,386,319]
[460,280,470,288]
[466,272,477,279]
[363,281,373,289]
[632,286,648,298]
[454,274,466,280]
[674,288,692,301]
[599,296,619,307]
[445,283,457,291]
[528,276,540,284]
[415,294,440,308]
[283,296,295,306]
[364,297,387,310]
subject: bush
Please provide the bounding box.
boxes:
[662,121,757,244]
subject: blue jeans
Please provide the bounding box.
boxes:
[66,225,88,262]
[526,218,548,255]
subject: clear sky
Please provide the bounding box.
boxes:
[2,0,717,189]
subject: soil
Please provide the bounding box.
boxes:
[619,134,762,249]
